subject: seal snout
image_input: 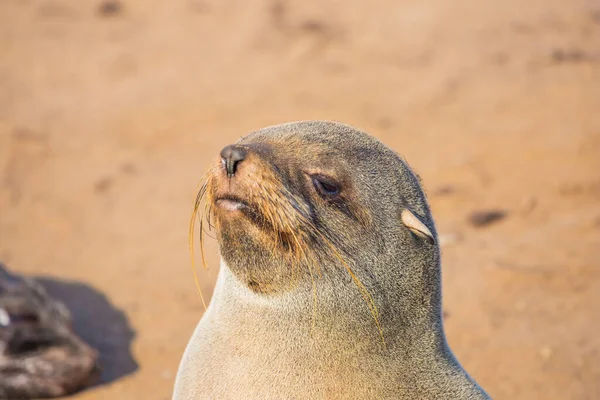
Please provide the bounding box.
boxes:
[220,145,247,177]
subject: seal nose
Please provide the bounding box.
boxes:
[220,145,246,177]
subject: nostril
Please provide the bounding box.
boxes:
[220,145,247,177]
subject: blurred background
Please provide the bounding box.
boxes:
[0,0,599,399]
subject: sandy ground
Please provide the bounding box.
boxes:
[1,0,599,399]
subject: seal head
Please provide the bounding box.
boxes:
[205,122,436,304]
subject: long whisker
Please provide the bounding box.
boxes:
[289,231,307,289]
[276,180,385,344]
[306,255,318,336]
[304,220,385,347]
[189,174,211,311]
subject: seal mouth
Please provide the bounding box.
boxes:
[215,196,249,212]
[213,194,267,228]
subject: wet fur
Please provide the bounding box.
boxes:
[174,121,490,399]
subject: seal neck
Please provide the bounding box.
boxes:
[211,260,450,358]
[202,261,474,397]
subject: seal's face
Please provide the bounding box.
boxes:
[195,121,437,298]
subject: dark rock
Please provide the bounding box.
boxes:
[0,265,100,398]
[97,0,122,17]
[551,48,589,64]
[468,210,508,227]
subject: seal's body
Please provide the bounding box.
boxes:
[173,121,489,399]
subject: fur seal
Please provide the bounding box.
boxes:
[173,121,490,399]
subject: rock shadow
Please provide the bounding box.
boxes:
[35,276,138,386]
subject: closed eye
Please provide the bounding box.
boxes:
[311,174,341,197]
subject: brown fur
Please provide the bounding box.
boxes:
[174,121,490,399]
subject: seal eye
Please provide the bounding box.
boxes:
[311,175,340,197]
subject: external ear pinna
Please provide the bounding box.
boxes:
[401,208,434,245]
